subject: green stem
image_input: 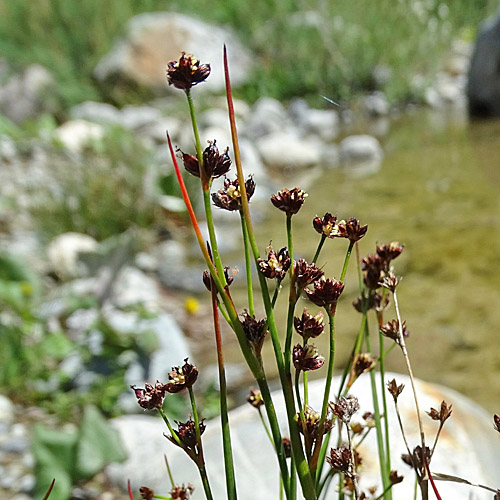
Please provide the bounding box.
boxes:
[153,496,173,500]
[339,242,354,282]
[290,455,297,500]
[303,371,309,407]
[294,370,305,425]
[188,387,214,500]
[312,235,326,264]
[211,287,237,500]
[240,210,254,315]
[164,454,175,489]
[258,407,274,446]
[159,408,183,449]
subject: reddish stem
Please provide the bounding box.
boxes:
[127,479,134,500]
[426,462,443,500]
[41,479,56,500]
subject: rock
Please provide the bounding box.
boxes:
[111,266,163,310]
[245,97,289,139]
[121,105,162,130]
[256,131,323,171]
[467,13,500,117]
[70,101,123,126]
[339,134,383,175]
[0,135,17,162]
[0,64,56,124]
[107,373,500,499]
[139,116,181,145]
[362,91,390,117]
[320,143,340,169]
[94,12,252,93]
[47,233,99,280]
[289,98,339,141]
[0,395,14,426]
[54,119,105,153]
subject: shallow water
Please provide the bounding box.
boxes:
[204,108,500,413]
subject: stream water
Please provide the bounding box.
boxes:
[201,107,500,413]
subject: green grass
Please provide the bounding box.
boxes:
[0,0,497,109]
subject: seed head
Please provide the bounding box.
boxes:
[401,446,432,472]
[167,52,210,91]
[347,353,376,388]
[170,484,194,500]
[494,414,500,433]
[212,175,255,211]
[387,379,405,402]
[377,242,404,264]
[139,487,155,500]
[379,268,400,292]
[305,277,344,313]
[202,267,237,292]
[345,217,368,243]
[294,309,325,340]
[130,381,166,410]
[389,471,404,485]
[293,344,325,372]
[166,359,198,393]
[329,396,360,424]
[271,187,308,216]
[312,213,347,238]
[294,259,324,289]
[258,246,291,280]
[380,320,409,345]
[179,141,231,179]
[362,253,386,290]
[327,446,352,475]
[168,418,206,450]
[427,401,453,424]
[246,387,264,409]
[240,311,268,356]
[298,405,333,441]
[282,437,292,458]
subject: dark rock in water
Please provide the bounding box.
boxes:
[467,13,500,117]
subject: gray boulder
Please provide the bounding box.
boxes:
[107,373,500,499]
[339,135,383,175]
[467,12,500,117]
[0,64,57,124]
[94,12,252,94]
[70,101,123,126]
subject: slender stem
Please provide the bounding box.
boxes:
[153,496,173,500]
[290,455,297,500]
[339,241,354,282]
[312,235,326,264]
[303,372,309,407]
[286,214,294,273]
[164,454,175,489]
[271,280,282,307]
[211,286,237,500]
[240,210,254,315]
[294,370,305,418]
[257,407,274,446]
[188,387,214,500]
[431,424,444,456]
[225,48,315,499]
[394,401,416,473]
[185,90,204,183]
[159,408,183,449]
[346,425,360,500]
[318,470,335,500]
[310,310,336,476]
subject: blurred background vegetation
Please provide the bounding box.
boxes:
[0,0,497,109]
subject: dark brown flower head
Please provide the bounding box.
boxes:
[327,446,352,475]
[282,437,292,458]
[168,418,206,450]
[345,217,368,243]
[379,268,400,292]
[305,277,345,313]
[495,491,500,500]
[293,343,325,372]
[139,487,154,500]
[271,187,308,216]
[202,267,237,292]
[167,52,210,91]
[131,381,166,410]
[240,311,268,355]
[377,242,404,264]
[380,320,409,345]
[294,309,325,340]
[212,175,255,211]
[170,484,194,500]
[246,387,264,409]
[427,401,453,424]
[166,358,198,393]
[389,470,404,485]
[387,379,405,402]
[258,246,291,280]
[347,353,376,388]
[401,446,432,472]
[179,141,231,179]
[373,292,391,312]
[494,414,500,433]
[298,405,333,440]
[294,259,324,289]
[361,253,386,290]
[329,395,360,424]
[313,213,347,238]
[352,293,390,313]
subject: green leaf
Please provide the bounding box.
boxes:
[75,405,127,479]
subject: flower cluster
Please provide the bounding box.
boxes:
[212,176,255,211]
[294,309,324,340]
[305,277,344,313]
[180,140,231,179]
[167,52,210,91]
[240,311,268,356]
[166,359,199,393]
[258,246,291,280]
[130,381,167,410]
[293,344,324,372]
[271,187,308,216]
[329,396,360,424]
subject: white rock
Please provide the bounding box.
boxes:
[0,395,14,426]
[47,233,99,280]
[339,135,383,175]
[107,373,500,499]
[94,12,252,93]
[245,97,289,139]
[290,99,339,141]
[70,101,122,126]
[362,91,390,117]
[256,131,323,171]
[111,266,162,310]
[54,119,105,153]
[121,105,162,130]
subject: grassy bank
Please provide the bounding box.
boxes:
[0,0,497,108]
